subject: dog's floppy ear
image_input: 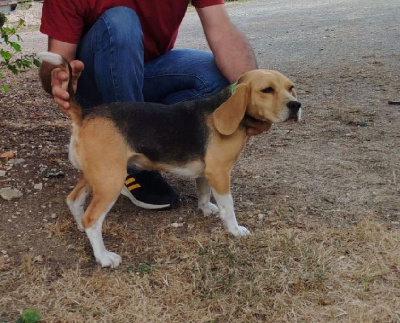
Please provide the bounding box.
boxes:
[212,84,248,136]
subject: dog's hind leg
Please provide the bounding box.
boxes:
[81,167,126,268]
[196,176,219,216]
[67,172,91,232]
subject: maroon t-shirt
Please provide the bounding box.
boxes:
[40,0,224,61]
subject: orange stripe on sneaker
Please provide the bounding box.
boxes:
[125,177,136,185]
[127,183,141,190]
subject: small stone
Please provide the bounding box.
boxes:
[258,213,265,220]
[51,213,57,219]
[34,183,43,190]
[0,170,6,177]
[9,158,25,165]
[171,222,184,228]
[33,255,43,263]
[0,187,23,201]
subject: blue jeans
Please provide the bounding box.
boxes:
[75,6,229,109]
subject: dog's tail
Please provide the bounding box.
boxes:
[37,52,82,126]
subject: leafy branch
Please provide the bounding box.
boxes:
[0,12,40,92]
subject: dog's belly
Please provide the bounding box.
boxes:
[168,161,205,178]
[128,151,205,178]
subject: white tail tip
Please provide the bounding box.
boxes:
[36,52,64,65]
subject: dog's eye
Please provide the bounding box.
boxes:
[261,87,274,94]
[289,86,294,91]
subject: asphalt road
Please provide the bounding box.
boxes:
[17,0,400,77]
[20,0,400,68]
[177,0,400,72]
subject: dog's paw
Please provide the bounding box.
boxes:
[76,222,85,232]
[96,251,122,268]
[199,202,219,216]
[230,225,251,237]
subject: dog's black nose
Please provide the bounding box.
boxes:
[287,100,301,112]
[287,100,301,121]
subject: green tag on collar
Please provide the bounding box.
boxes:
[230,82,238,95]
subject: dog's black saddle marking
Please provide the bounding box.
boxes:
[81,88,231,164]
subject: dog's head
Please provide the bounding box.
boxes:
[213,69,301,135]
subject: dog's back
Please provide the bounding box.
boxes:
[81,89,230,164]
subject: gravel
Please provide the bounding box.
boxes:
[5,1,42,27]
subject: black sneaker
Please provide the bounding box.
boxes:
[121,169,181,210]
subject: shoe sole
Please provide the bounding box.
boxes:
[120,186,171,210]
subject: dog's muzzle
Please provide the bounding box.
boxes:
[287,100,302,121]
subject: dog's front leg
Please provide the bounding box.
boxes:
[196,176,219,216]
[206,172,250,237]
[212,190,250,237]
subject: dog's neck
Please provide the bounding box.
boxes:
[241,114,259,128]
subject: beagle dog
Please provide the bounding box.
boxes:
[38,52,301,268]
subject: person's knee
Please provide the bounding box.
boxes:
[188,50,229,95]
[100,7,143,45]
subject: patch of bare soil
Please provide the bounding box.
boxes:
[1,52,399,321]
[1,1,400,322]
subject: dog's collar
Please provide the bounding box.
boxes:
[230,82,238,95]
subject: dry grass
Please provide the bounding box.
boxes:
[1,220,399,322]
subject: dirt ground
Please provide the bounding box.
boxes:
[0,1,399,322]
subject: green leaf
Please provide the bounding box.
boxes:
[11,42,21,52]
[8,64,18,74]
[0,49,12,60]
[2,26,15,36]
[1,85,9,92]
[33,58,41,67]
[0,13,7,27]
[17,18,25,29]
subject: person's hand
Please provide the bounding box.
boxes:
[246,119,272,136]
[51,60,84,114]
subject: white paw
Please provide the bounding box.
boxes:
[76,222,85,232]
[199,202,219,216]
[95,251,122,268]
[230,225,251,237]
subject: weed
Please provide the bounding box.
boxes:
[126,263,152,276]
[16,308,41,323]
[0,13,40,91]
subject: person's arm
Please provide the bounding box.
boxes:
[196,4,257,83]
[39,38,84,113]
[197,5,269,136]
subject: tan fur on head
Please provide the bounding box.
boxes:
[212,84,248,136]
[237,69,299,124]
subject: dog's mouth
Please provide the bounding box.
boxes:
[288,108,302,122]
